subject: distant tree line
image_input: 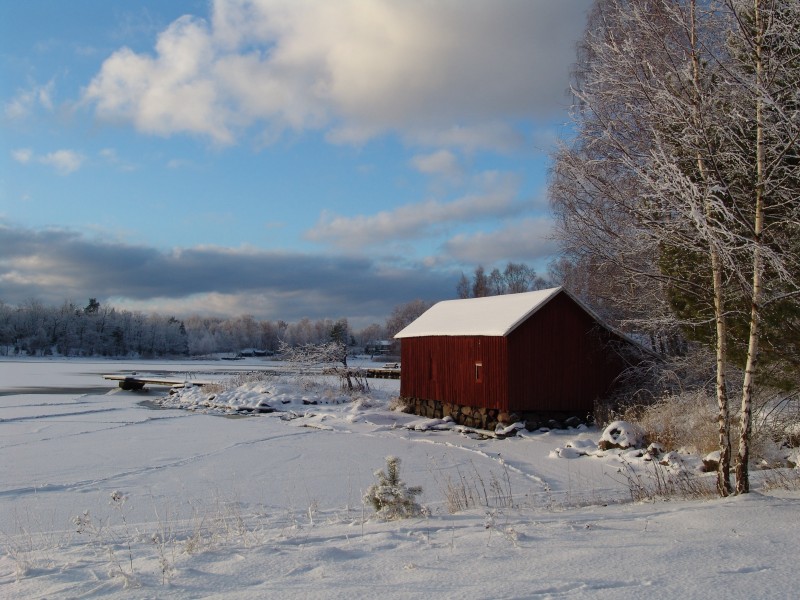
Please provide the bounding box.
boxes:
[0,298,394,358]
[0,264,552,359]
[0,298,189,358]
[456,262,549,299]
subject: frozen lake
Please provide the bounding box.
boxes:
[2,357,799,599]
[0,358,416,532]
[3,357,579,540]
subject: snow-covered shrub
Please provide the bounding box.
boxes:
[202,370,273,396]
[226,370,274,388]
[750,393,800,467]
[609,390,798,466]
[363,456,424,520]
[71,492,140,588]
[622,392,718,454]
[435,462,514,514]
[616,457,716,502]
[599,420,646,450]
[279,340,369,393]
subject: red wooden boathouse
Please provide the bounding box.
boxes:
[394,287,634,427]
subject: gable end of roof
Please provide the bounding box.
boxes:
[394,287,564,338]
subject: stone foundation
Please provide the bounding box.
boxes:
[405,398,589,433]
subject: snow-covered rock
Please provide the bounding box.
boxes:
[702,450,721,472]
[495,421,525,436]
[550,446,584,459]
[643,442,665,461]
[598,420,646,450]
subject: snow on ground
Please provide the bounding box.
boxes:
[1,357,799,598]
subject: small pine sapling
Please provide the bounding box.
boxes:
[364,456,424,520]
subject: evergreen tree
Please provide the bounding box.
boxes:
[363,456,424,520]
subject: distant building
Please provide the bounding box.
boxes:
[395,287,639,430]
[365,340,395,356]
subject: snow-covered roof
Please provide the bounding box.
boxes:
[394,287,565,338]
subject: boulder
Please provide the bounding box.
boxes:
[598,420,646,450]
[702,450,721,473]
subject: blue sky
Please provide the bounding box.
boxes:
[1,0,590,328]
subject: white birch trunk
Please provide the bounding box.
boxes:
[712,247,733,494]
[735,0,765,495]
[690,0,732,496]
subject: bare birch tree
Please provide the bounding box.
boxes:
[722,0,800,493]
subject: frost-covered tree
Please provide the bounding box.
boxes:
[355,323,386,349]
[0,301,16,355]
[551,0,800,494]
[328,318,352,369]
[363,456,424,521]
[723,0,800,493]
[385,299,433,338]
[278,336,368,393]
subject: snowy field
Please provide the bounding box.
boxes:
[1,357,799,599]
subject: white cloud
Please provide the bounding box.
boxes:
[84,17,233,144]
[410,150,461,179]
[4,80,55,120]
[11,148,33,164]
[107,292,278,321]
[12,148,85,175]
[442,217,558,265]
[305,175,528,250]
[407,122,526,154]
[38,83,54,111]
[6,99,28,120]
[84,0,591,148]
[40,150,85,175]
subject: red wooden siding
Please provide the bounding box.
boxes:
[505,292,623,414]
[400,335,509,411]
[399,290,627,415]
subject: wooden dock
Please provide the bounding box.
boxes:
[320,363,401,380]
[363,363,401,379]
[103,375,214,390]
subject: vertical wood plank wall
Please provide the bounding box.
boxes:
[400,335,509,411]
[506,293,623,414]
